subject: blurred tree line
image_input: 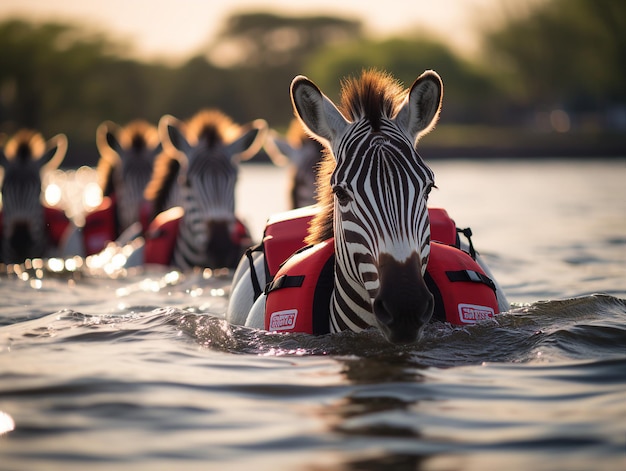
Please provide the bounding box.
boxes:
[0,0,623,166]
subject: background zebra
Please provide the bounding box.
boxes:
[264,118,325,209]
[0,130,68,263]
[95,120,162,234]
[149,109,267,270]
[229,69,444,345]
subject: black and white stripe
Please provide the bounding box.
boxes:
[172,147,239,270]
[329,119,434,335]
[291,69,443,344]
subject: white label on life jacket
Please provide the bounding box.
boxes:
[458,304,495,324]
[269,309,298,331]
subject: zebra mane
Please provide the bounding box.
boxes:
[340,69,406,130]
[119,120,159,151]
[305,70,408,245]
[143,149,181,217]
[186,109,240,149]
[2,130,46,162]
[96,120,159,197]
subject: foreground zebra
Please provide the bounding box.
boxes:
[131,109,268,270]
[0,130,72,263]
[228,70,508,344]
[264,119,324,208]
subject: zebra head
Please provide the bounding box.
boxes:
[158,110,267,269]
[292,70,443,344]
[0,130,67,263]
[96,120,161,231]
[264,119,325,208]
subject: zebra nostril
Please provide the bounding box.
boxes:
[373,298,393,325]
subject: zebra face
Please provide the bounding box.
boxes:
[291,70,443,344]
[331,122,436,344]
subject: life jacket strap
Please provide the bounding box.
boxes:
[445,269,497,292]
[245,243,264,300]
[456,227,477,259]
[265,274,305,294]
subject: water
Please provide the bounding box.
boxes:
[1,159,625,471]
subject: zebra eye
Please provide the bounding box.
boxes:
[426,183,437,195]
[332,185,352,205]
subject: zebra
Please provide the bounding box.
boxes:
[228,69,444,344]
[95,120,162,233]
[149,109,267,270]
[0,130,68,263]
[264,118,324,208]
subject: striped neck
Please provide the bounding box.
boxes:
[328,257,378,334]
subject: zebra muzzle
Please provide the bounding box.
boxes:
[373,252,434,344]
[206,220,238,268]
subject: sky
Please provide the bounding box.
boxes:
[0,0,539,64]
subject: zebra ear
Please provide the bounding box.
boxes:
[39,133,68,172]
[158,114,191,163]
[290,75,349,148]
[96,121,122,164]
[229,119,268,162]
[394,70,443,145]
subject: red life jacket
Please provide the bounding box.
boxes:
[253,207,499,333]
[82,196,118,255]
[82,195,155,255]
[425,242,499,324]
[265,238,335,334]
[142,207,252,266]
[143,206,183,265]
[258,206,458,282]
[44,206,72,247]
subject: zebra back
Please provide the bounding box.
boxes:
[95,120,162,231]
[0,130,67,263]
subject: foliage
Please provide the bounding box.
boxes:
[0,1,624,165]
[205,12,363,130]
[209,12,362,68]
[0,20,162,164]
[482,0,626,109]
[305,37,503,124]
